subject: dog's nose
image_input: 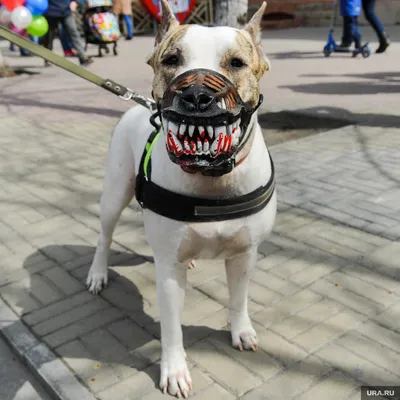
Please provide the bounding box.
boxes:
[178,85,215,112]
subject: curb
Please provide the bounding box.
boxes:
[0,297,97,400]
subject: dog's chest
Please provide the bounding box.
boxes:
[177,220,254,261]
[175,192,276,262]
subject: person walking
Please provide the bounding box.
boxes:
[337,0,362,51]
[338,0,390,53]
[8,25,37,56]
[362,0,390,53]
[113,0,133,40]
[42,0,93,66]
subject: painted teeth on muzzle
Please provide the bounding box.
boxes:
[169,121,179,136]
[164,117,242,158]
[217,99,227,110]
[188,125,195,138]
[206,126,214,139]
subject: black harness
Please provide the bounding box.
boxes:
[135,123,276,223]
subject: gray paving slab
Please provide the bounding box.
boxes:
[273,124,400,240]
[0,25,399,400]
[0,334,51,400]
[0,298,97,400]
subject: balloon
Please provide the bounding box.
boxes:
[1,0,25,11]
[11,6,32,29]
[25,0,48,16]
[9,23,26,35]
[0,7,12,25]
[26,15,48,37]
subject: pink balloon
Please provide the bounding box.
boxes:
[9,23,27,36]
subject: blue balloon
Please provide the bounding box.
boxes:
[25,0,48,16]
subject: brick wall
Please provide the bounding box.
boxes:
[248,0,400,29]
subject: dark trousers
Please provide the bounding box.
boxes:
[362,0,385,41]
[43,14,86,62]
[341,16,362,48]
[60,26,73,52]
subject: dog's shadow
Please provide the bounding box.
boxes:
[21,244,233,395]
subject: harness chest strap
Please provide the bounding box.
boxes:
[135,130,276,223]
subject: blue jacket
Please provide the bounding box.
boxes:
[340,0,361,16]
[45,0,73,17]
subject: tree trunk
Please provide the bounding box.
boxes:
[214,0,248,28]
[0,48,15,78]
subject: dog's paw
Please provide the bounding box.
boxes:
[231,317,258,352]
[86,271,108,294]
[187,260,196,270]
[160,350,192,398]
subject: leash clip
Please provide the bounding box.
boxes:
[125,91,158,112]
[119,89,134,101]
[103,79,156,110]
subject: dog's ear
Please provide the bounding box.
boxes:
[155,0,180,47]
[244,1,266,44]
[147,0,180,67]
[244,1,271,72]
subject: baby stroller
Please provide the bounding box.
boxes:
[83,0,121,57]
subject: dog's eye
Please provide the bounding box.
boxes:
[230,58,245,68]
[162,55,179,66]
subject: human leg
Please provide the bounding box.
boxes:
[340,16,354,47]
[62,13,93,65]
[362,0,390,53]
[42,16,59,66]
[362,0,384,37]
[123,14,133,39]
[60,25,73,52]
[352,16,362,49]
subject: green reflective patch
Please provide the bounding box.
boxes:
[144,132,160,178]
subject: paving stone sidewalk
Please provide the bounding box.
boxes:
[274,124,400,241]
[0,113,399,400]
[0,27,400,400]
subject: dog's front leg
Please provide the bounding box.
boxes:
[156,259,192,398]
[86,126,135,294]
[225,249,258,351]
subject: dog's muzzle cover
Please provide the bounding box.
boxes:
[157,68,263,174]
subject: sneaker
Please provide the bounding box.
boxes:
[80,57,94,66]
[125,36,133,41]
[64,49,78,57]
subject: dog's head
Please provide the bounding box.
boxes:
[147,0,270,174]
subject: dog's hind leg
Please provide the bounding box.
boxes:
[156,259,192,397]
[87,126,135,294]
[225,249,258,351]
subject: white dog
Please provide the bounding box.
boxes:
[87,1,276,397]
